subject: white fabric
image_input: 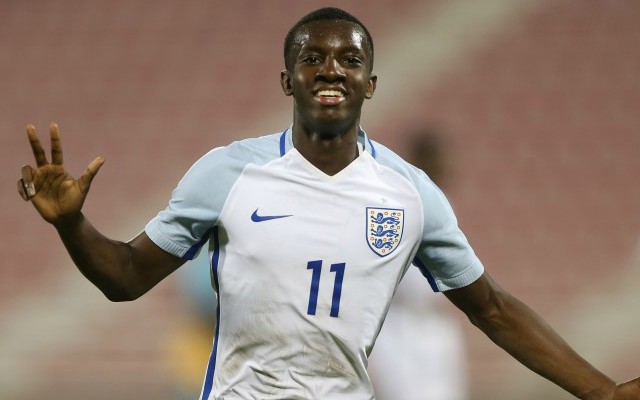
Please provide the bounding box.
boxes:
[145,128,483,399]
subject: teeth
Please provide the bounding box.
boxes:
[317,90,344,97]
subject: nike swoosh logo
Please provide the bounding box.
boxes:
[251,209,293,222]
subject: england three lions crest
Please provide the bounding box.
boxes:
[366,207,404,257]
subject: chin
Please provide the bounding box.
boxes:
[314,109,354,124]
[296,106,359,135]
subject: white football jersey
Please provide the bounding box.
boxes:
[145,128,484,400]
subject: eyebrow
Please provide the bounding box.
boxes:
[298,44,368,57]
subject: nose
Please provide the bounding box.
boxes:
[316,57,346,82]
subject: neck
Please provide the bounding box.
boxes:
[291,121,360,176]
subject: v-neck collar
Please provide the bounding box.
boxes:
[279,126,377,159]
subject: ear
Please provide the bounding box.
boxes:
[365,74,377,99]
[280,70,293,96]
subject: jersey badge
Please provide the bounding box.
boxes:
[366,207,404,257]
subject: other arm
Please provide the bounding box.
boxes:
[444,272,640,400]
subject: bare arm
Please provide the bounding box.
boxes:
[55,215,183,301]
[444,272,640,400]
[19,123,184,301]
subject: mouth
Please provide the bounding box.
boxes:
[314,89,346,106]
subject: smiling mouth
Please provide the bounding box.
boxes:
[314,90,346,105]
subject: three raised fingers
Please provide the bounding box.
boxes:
[20,122,103,202]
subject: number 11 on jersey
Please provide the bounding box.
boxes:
[306,260,345,317]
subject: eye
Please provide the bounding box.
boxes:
[301,55,321,64]
[345,56,364,66]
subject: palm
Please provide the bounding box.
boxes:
[31,164,86,223]
[20,123,104,225]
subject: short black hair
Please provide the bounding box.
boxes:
[283,7,374,72]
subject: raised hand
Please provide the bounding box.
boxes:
[18,123,104,225]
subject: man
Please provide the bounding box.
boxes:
[17,7,640,400]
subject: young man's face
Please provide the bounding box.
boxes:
[281,20,377,134]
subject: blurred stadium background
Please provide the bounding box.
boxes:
[2,0,639,399]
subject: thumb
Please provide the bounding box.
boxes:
[78,156,105,193]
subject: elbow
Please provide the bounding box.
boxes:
[90,268,150,302]
[104,292,135,302]
[101,285,143,302]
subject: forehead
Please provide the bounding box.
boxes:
[294,20,369,54]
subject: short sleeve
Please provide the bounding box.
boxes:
[412,173,484,292]
[145,146,247,259]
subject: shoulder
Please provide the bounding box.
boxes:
[367,138,437,194]
[366,138,456,228]
[199,131,282,167]
[183,131,283,180]
[175,131,284,192]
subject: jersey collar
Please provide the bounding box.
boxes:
[279,126,377,159]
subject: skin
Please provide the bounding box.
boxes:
[19,19,640,400]
[21,122,183,301]
[281,20,376,176]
